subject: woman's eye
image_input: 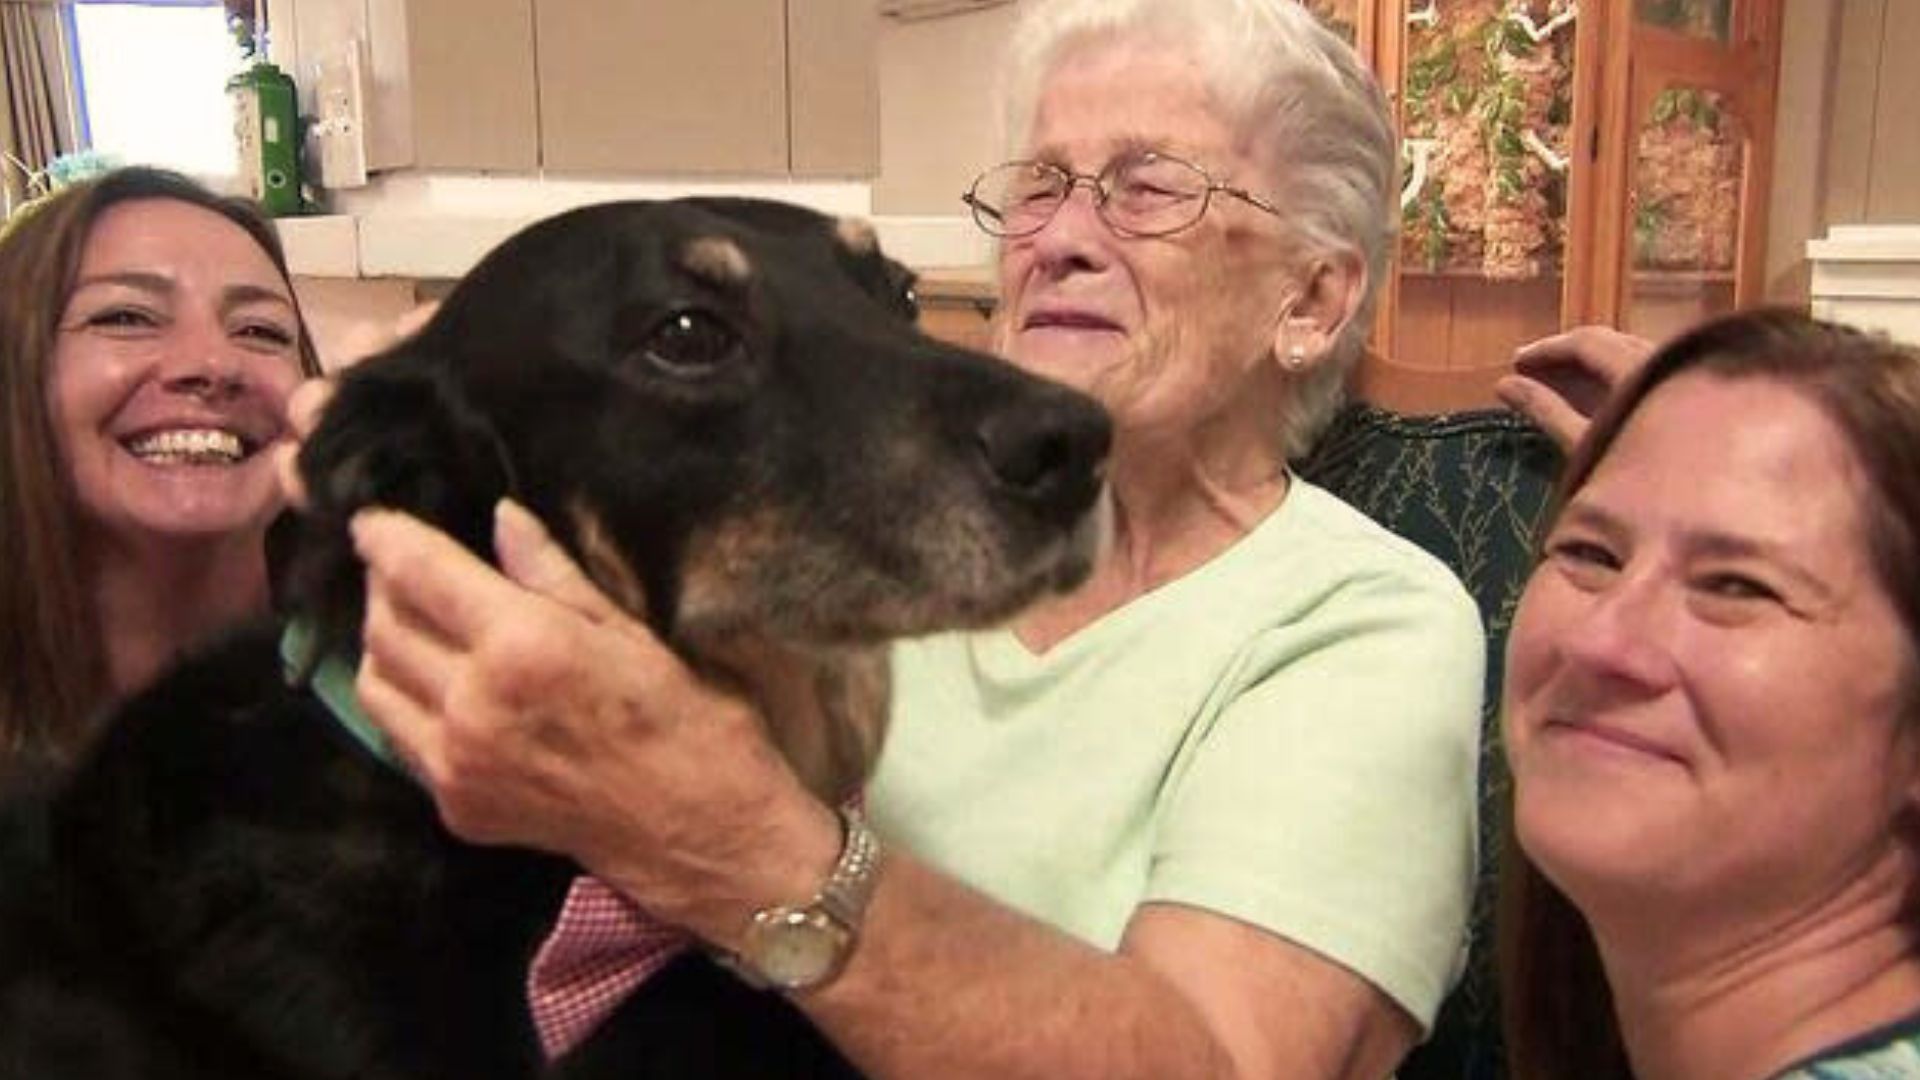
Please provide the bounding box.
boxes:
[1547,537,1618,569]
[1116,178,1178,203]
[1696,572,1781,603]
[642,310,741,376]
[85,307,160,332]
[1544,535,1621,590]
[235,322,297,348]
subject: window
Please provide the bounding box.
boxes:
[68,1,241,182]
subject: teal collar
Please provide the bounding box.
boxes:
[278,620,403,771]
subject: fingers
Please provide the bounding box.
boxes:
[1495,373,1590,453]
[359,559,460,726]
[1505,325,1659,453]
[275,378,337,510]
[493,500,627,623]
[354,649,444,782]
[1512,325,1655,384]
[351,509,523,645]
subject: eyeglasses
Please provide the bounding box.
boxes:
[962,151,1283,239]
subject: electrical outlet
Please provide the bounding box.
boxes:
[309,38,369,189]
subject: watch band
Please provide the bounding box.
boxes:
[817,805,883,928]
[722,804,884,992]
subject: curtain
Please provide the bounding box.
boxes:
[0,0,78,217]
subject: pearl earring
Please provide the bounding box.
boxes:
[1284,342,1308,370]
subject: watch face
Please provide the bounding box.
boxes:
[744,907,853,989]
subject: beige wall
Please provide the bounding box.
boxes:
[1764,0,1920,304]
[292,277,425,372]
[1761,0,1838,303]
[1823,0,1920,225]
[873,3,1021,215]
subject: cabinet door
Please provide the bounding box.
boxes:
[789,0,879,176]
[1588,0,1780,338]
[1381,0,1591,372]
[1372,0,1781,369]
[403,0,539,170]
[536,0,788,174]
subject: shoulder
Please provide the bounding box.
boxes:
[1253,481,1483,642]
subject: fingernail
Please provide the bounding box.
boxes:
[493,498,537,541]
[349,508,392,551]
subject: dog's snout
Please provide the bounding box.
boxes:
[975,396,1111,517]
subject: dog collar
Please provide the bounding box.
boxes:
[278,620,404,772]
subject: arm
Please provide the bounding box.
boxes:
[1495,325,1656,451]
[351,504,1471,1079]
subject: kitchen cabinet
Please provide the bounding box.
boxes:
[293,0,877,177]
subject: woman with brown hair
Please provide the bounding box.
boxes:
[1500,308,1920,1079]
[0,167,320,776]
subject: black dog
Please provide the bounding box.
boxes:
[0,198,1109,1079]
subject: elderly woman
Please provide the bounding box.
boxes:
[0,167,318,776]
[1500,309,1920,1079]
[343,1,1483,1075]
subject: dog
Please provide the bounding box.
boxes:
[0,197,1110,1079]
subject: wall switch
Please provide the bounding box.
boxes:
[310,37,369,188]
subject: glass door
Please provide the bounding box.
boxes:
[1612,0,1776,337]
[1381,0,1587,371]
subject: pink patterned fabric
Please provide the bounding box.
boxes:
[525,875,691,1060]
[528,795,863,1059]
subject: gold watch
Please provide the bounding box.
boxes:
[726,806,883,993]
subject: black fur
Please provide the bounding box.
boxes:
[0,198,1109,1079]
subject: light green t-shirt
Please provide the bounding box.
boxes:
[867,479,1485,1027]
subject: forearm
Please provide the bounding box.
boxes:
[794,851,1241,1080]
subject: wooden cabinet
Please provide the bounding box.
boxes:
[1314,0,1782,372]
[294,0,877,177]
[537,2,786,174]
[364,0,539,171]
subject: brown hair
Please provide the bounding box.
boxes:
[1497,307,1920,1079]
[0,167,320,774]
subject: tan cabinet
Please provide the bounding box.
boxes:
[367,0,539,171]
[297,0,876,176]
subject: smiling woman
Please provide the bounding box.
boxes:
[0,167,319,782]
[1499,308,1920,1080]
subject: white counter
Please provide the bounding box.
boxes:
[273,172,991,281]
[1807,224,1920,345]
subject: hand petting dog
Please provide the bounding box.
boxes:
[275,354,851,955]
[348,500,844,953]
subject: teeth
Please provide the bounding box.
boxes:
[126,429,246,465]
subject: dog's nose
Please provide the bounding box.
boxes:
[975,396,1111,517]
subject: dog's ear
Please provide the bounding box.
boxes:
[830,216,918,323]
[278,350,515,669]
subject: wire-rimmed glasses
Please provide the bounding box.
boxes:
[962,151,1283,239]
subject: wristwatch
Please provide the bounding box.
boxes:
[726,805,884,993]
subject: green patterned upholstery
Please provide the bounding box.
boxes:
[1297,404,1563,1080]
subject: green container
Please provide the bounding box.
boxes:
[227,61,301,217]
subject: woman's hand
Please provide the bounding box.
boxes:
[1496,325,1655,451]
[348,500,840,945]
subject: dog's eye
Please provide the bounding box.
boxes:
[643,310,742,376]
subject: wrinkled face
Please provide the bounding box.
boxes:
[995,39,1296,440]
[49,199,303,551]
[1504,372,1920,926]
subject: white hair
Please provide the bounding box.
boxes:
[999,0,1398,456]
